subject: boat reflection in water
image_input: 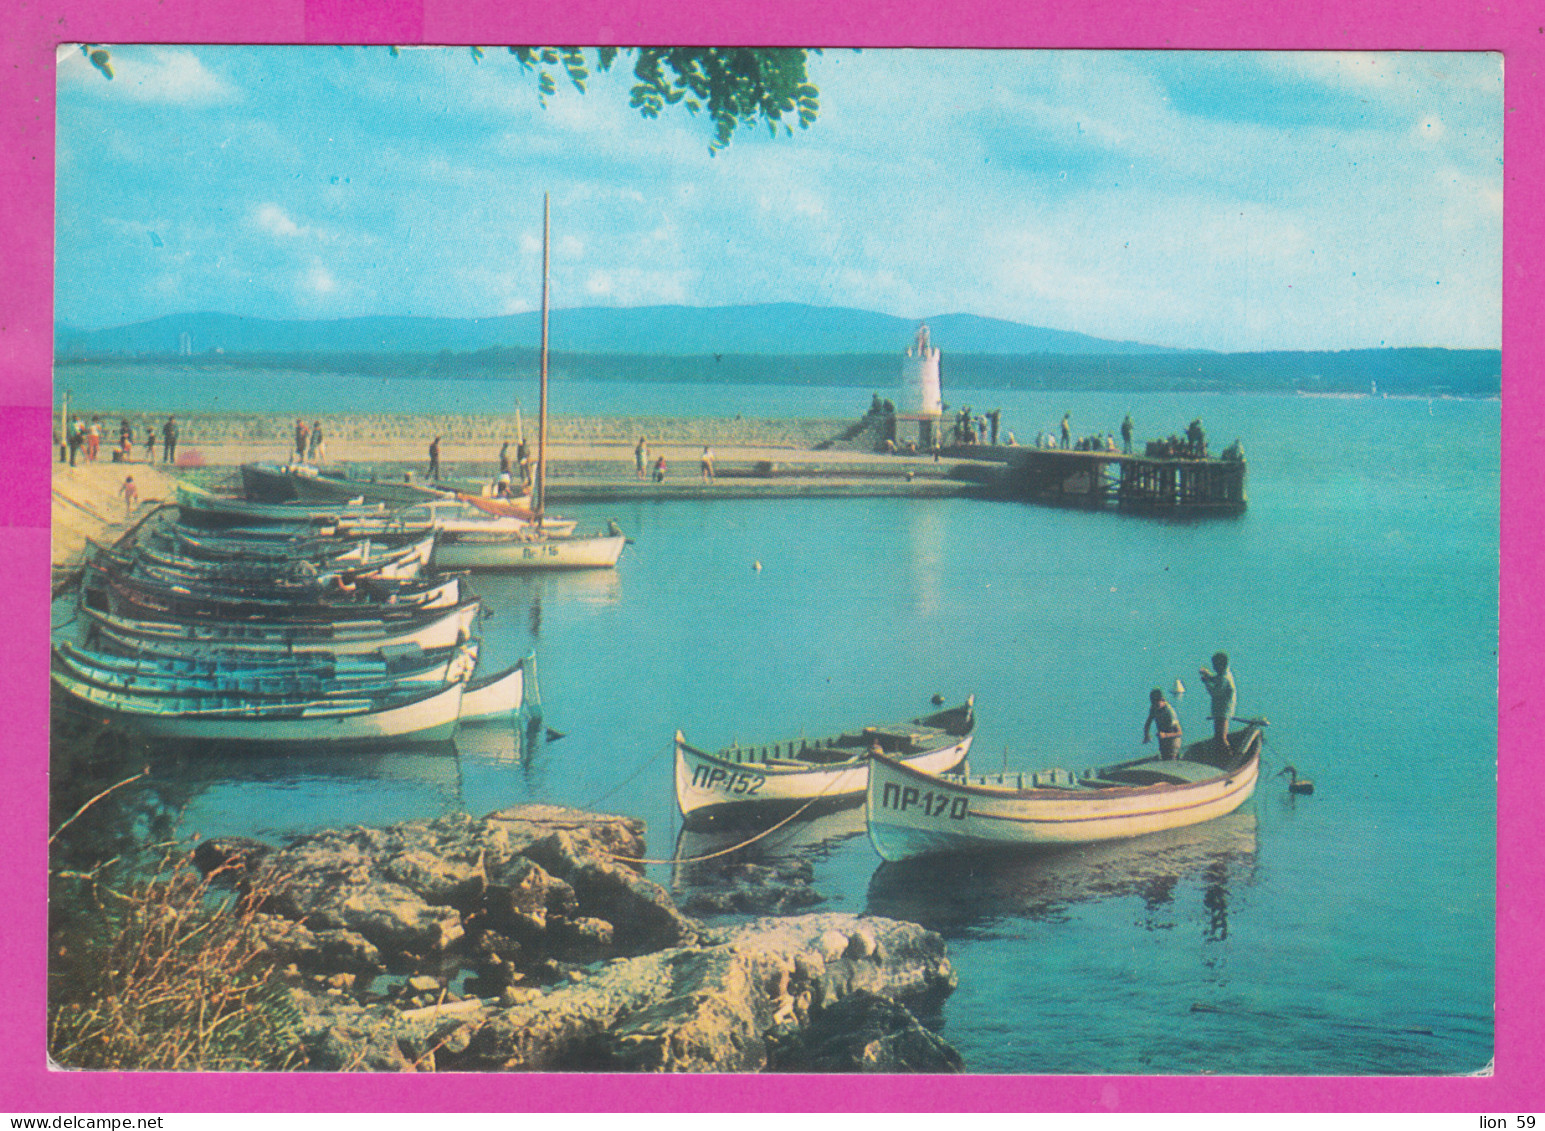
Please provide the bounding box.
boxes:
[57,705,550,843]
[865,810,1258,941]
[669,807,867,910]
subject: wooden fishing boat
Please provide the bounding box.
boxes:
[458,658,529,722]
[405,497,578,541]
[169,527,435,570]
[81,597,481,656]
[126,548,429,590]
[864,721,1267,863]
[85,566,464,622]
[469,193,628,575]
[674,699,975,827]
[176,481,395,527]
[53,638,479,698]
[51,660,466,746]
[432,522,627,570]
[241,461,456,506]
[137,532,430,582]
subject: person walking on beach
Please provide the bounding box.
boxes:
[294,419,311,463]
[635,437,649,479]
[143,424,157,463]
[66,419,82,466]
[162,417,178,463]
[86,418,101,463]
[119,475,138,519]
[700,446,715,483]
[1060,412,1071,450]
[428,436,442,482]
[308,422,324,462]
[514,438,530,485]
[1121,414,1134,454]
[653,454,667,483]
[1199,652,1237,757]
[1143,688,1183,760]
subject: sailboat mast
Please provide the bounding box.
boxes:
[536,193,550,519]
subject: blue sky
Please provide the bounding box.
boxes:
[54,46,1502,352]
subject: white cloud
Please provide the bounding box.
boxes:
[305,263,338,296]
[61,46,237,105]
[255,203,303,238]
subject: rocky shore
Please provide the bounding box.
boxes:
[196,804,963,1072]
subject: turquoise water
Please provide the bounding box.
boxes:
[56,383,1498,1075]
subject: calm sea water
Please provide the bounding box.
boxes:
[53,379,1498,1075]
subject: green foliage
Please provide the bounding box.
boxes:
[509,46,822,153]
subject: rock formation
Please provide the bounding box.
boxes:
[197,804,962,1072]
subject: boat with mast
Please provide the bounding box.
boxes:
[444,193,626,571]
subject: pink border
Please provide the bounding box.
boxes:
[3,0,1536,1113]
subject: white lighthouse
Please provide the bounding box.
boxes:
[900,323,942,415]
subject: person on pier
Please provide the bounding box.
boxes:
[1143,689,1183,760]
[1121,414,1134,454]
[1199,652,1237,757]
[635,437,649,479]
[653,454,667,483]
[1060,412,1071,449]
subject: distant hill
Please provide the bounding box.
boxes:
[55,303,1181,359]
[54,303,1499,397]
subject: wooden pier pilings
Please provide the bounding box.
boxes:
[999,448,1247,515]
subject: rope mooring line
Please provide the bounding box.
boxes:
[611,773,854,867]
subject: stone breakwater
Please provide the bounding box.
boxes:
[68,411,852,452]
[197,805,962,1073]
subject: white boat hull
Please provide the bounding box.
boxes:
[865,727,1264,862]
[459,660,527,722]
[52,669,465,746]
[675,700,975,825]
[433,533,625,570]
[54,639,478,697]
[84,599,480,656]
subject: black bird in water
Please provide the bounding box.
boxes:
[1277,765,1314,795]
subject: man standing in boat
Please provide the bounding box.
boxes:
[1143,688,1183,759]
[1199,652,1237,756]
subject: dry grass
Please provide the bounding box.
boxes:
[49,849,304,1072]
